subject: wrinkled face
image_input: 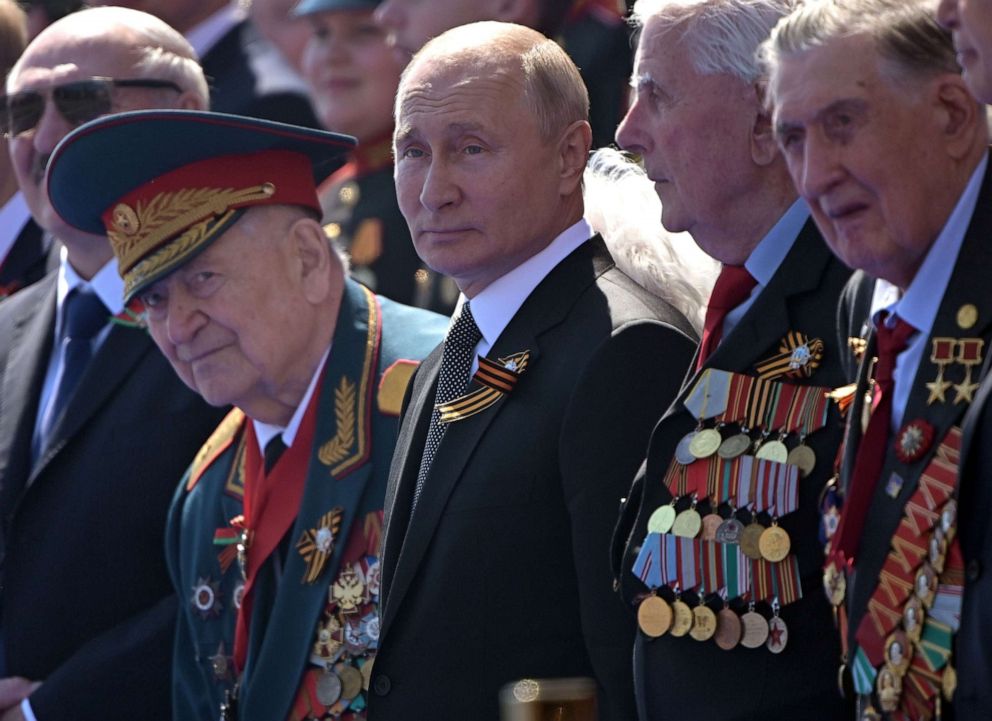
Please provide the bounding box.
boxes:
[139,209,323,414]
[302,9,403,141]
[7,35,182,243]
[936,0,992,102]
[615,20,763,259]
[771,35,956,288]
[374,0,502,61]
[393,58,567,297]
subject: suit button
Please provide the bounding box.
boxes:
[967,559,982,582]
[373,674,391,696]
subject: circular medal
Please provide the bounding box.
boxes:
[903,596,924,643]
[700,513,723,542]
[715,517,745,544]
[740,610,769,649]
[894,419,934,465]
[915,563,938,608]
[714,608,741,650]
[786,444,816,478]
[689,428,722,459]
[689,604,717,642]
[740,522,766,560]
[647,504,677,534]
[884,631,911,677]
[875,666,902,713]
[718,433,751,459]
[766,615,788,654]
[941,499,958,540]
[823,564,846,607]
[338,664,364,700]
[637,595,673,638]
[755,439,788,464]
[670,599,694,637]
[675,432,698,465]
[943,664,957,701]
[758,525,791,562]
[672,507,702,538]
[316,670,343,706]
[929,533,948,574]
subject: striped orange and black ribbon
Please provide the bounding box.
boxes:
[437,350,530,423]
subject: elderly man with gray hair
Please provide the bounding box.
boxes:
[764,0,991,719]
[612,0,853,719]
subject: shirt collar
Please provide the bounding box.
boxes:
[743,198,809,286]
[252,346,330,452]
[56,245,126,317]
[185,2,244,57]
[461,219,592,349]
[875,152,988,333]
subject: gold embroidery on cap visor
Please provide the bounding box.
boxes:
[107,183,277,299]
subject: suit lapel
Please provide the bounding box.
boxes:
[31,323,155,485]
[242,280,382,721]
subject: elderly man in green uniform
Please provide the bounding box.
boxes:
[46,109,447,721]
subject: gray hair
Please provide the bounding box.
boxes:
[762,0,958,90]
[10,6,209,105]
[397,21,589,141]
[630,0,798,83]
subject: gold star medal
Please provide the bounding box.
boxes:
[296,508,344,584]
[926,338,955,404]
[953,338,984,404]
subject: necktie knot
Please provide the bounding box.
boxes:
[263,435,287,474]
[697,265,757,369]
[64,287,108,341]
[447,301,482,354]
[874,313,915,387]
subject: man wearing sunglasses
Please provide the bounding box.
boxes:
[0,7,227,721]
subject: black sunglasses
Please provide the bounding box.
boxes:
[1,77,183,137]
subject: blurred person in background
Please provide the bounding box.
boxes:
[297,0,456,312]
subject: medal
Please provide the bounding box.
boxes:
[675,431,698,465]
[903,596,924,643]
[884,631,911,677]
[926,338,955,405]
[714,607,741,650]
[715,515,744,544]
[672,502,702,538]
[670,597,694,637]
[701,513,723,542]
[638,595,673,638]
[689,428,722,459]
[766,608,788,654]
[915,563,938,608]
[740,519,766,560]
[647,503,677,534]
[943,664,957,701]
[953,338,983,404]
[758,522,791,563]
[690,600,717,642]
[894,419,934,465]
[740,604,769,649]
[316,669,343,706]
[718,431,751,459]
[755,437,788,464]
[338,664,364,700]
[787,443,816,478]
[875,666,901,713]
[824,563,846,607]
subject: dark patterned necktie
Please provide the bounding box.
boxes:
[412,302,482,511]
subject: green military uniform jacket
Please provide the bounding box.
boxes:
[166,279,446,721]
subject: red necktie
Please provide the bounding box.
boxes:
[697,265,757,369]
[829,312,916,569]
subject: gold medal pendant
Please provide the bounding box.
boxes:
[903,596,924,643]
[718,432,751,459]
[670,598,694,637]
[786,443,816,478]
[689,427,722,459]
[755,438,788,464]
[884,631,911,678]
[714,607,742,650]
[758,522,791,562]
[647,503,677,534]
[638,595,673,638]
[823,563,846,607]
[689,603,717,642]
[740,605,769,649]
[339,664,363,701]
[740,520,766,560]
[875,666,902,713]
[672,503,703,538]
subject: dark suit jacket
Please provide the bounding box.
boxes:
[0,272,226,720]
[201,19,320,129]
[614,220,855,721]
[0,218,50,299]
[840,164,992,720]
[368,237,696,721]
